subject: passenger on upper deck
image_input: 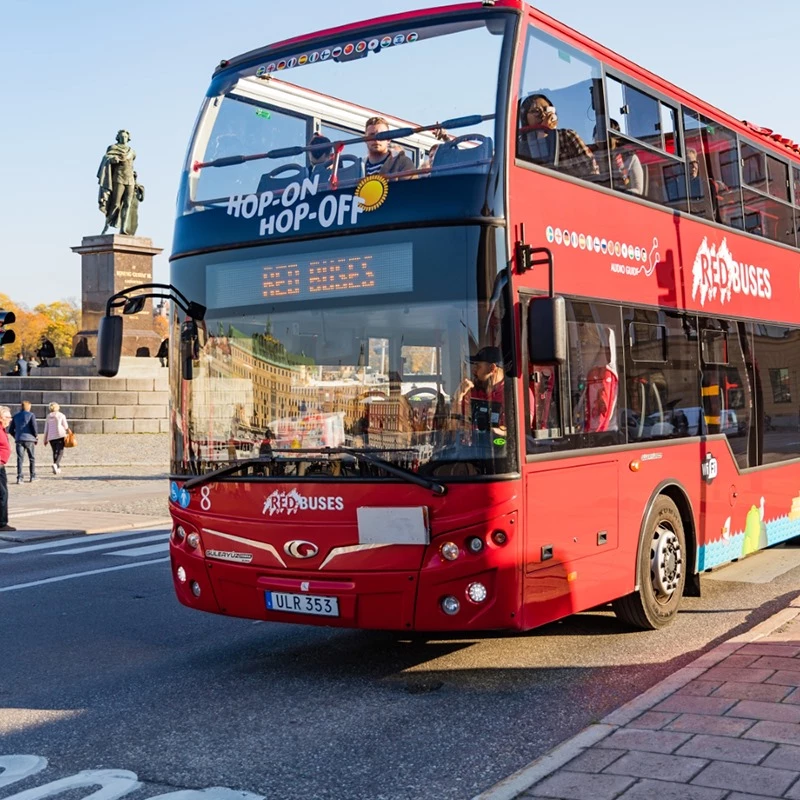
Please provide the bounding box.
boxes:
[608,119,644,196]
[307,133,335,179]
[687,147,728,222]
[364,117,416,177]
[517,93,599,180]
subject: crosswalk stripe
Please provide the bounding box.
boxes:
[1,527,170,554]
[105,543,170,557]
[0,557,169,592]
[10,508,69,518]
[53,534,168,555]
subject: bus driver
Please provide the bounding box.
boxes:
[453,346,506,434]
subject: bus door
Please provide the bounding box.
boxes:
[522,297,624,626]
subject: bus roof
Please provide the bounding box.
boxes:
[213,0,800,163]
[214,1,523,77]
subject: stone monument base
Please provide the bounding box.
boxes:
[71,234,163,357]
[72,327,162,360]
[38,357,168,378]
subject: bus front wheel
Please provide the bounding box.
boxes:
[613,495,686,630]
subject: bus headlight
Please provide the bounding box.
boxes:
[175,525,186,542]
[190,581,201,597]
[467,582,488,603]
[441,596,460,615]
[176,566,187,583]
[440,542,460,561]
[466,536,484,554]
[187,533,201,549]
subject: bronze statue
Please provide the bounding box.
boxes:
[128,172,145,236]
[97,129,142,235]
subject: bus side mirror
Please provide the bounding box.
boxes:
[528,296,567,364]
[123,296,147,315]
[97,315,123,377]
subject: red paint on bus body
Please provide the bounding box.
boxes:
[170,1,800,633]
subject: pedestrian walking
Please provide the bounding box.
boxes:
[157,338,169,368]
[0,406,15,532]
[8,401,38,483]
[43,402,70,475]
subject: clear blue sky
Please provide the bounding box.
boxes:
[2,0,797,308]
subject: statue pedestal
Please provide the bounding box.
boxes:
[71,234,163,357]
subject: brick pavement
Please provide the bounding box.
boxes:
[477,596,800,800]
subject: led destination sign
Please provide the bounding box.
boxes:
[208,243,413,308]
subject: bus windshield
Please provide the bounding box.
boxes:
[182,12,512,214]
[170,226,517,480]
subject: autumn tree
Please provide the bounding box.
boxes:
[34,300,80,357]
[153,315,169,341]
[0,294,80,366]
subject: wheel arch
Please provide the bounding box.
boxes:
[634,480,700,598]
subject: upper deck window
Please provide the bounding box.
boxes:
[516,26,605,185]
[604,77,679,156]
[183,14,512,217]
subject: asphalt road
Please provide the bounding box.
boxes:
[2,530,799,800]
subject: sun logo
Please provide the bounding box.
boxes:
[355,175,389,212]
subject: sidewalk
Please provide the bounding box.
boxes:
[2,434,172,543]
[478,595,800,800]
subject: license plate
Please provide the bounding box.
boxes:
[265,591,339,617]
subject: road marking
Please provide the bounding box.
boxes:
[0,756,48,789]
[9,508,69,518]
[0,758,263,800]
[0,527,170,554]
[2,769,141,800]
[53,534,167,555]
[105,542,169,557]
[0,557,169,592]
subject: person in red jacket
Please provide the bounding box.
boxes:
[0,406,15,533]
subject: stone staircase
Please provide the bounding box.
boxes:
[0,373,169,434]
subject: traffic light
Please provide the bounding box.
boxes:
[0,310,15,345]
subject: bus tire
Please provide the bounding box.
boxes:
[613,495,686,630]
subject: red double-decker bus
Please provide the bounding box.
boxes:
[100,1,800,632]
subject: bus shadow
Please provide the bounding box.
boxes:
[219,586,799,693]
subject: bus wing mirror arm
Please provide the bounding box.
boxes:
[98,283,206,378]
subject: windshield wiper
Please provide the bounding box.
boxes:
[181,447,446,496]
[183,455,276,490]
[320,446,446,496]
[193,113,494,171]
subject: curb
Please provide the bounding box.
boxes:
[472,593,800,800]
[7,464,168,469]
[0,517,173,544]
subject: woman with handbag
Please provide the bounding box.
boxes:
[43,402,71,474]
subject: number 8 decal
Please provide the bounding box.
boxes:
[200,485,212,511]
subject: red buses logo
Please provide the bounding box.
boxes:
[262,489,345,516]
[691,236,772,307]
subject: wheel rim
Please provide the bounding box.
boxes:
[650,523,682,603]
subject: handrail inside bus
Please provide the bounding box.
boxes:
[192,113,495,171]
